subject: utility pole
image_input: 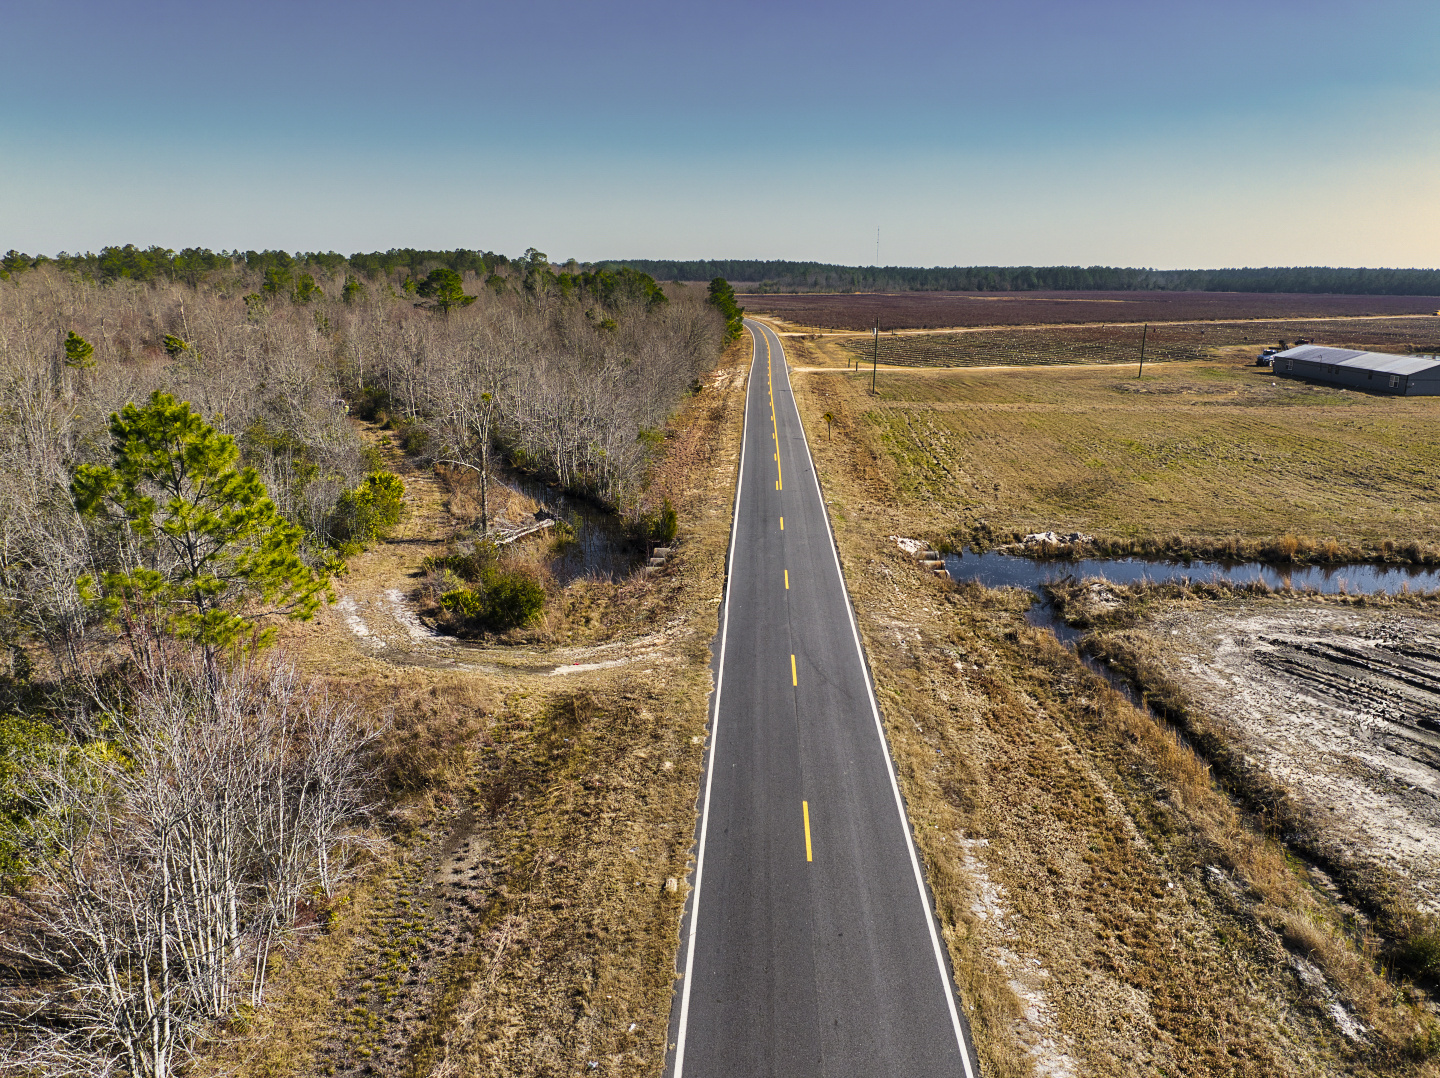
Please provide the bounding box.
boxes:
[871,319,880,394]
[1137,323,1148,379]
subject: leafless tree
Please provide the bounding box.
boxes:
[0,650,379,1078]
[429,318,516,533]
[0,265,722,676]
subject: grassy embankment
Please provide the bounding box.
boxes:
[195,339,751,1078]
[787,339,1440,562]
[788,344,1440,1076]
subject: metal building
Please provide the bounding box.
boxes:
[1273,344,1440,395]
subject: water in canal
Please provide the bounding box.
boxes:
[508,475,645,584]
[944,551,1440,642]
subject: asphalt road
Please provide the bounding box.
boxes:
[665,321,977,1078]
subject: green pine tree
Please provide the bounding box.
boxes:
[708,277,744,342]
[72,391,334,656]
[293,272,323,304]
[63,330,95,370]
[417,267,477,313]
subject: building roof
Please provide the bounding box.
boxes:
[1277,344,1440,378]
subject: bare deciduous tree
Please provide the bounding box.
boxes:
[0,651,378,1078]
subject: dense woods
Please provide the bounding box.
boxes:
[0,246,725,1075]
[607,258,1440,296]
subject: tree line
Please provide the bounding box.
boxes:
[602,259,1440,296]
[11,247,1440,296]
[3,245,560,290]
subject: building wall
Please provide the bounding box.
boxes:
[1277,357,1440,395]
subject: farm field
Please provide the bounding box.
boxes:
[743,289,1440,331]
[831,316,1440,370]
[795,356,1440,553]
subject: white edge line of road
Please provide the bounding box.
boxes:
[671,322,756,1078]
[767,319,978,1078]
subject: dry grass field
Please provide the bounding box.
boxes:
[744,290,1440,331]
[790,352,1440,1076]
[792,354,1440,556]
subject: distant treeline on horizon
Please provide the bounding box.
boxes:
[603,260,1440,297]
[5,246,1440,297]
[0,245,516,284]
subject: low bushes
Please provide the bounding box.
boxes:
[634,497,678,547]
[426,541,546,634]
[329,471,407,551]
[963,525,1440,567]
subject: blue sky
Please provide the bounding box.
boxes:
[3,0,1437,267]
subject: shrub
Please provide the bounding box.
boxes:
[1399,917,1440,983]
[550,519,577,550]
[635,497,678,546]
[350,384,392,421]
[0,715,67,882]
[397,419,430,455]
[435,541,546,632]
[483,570,546,630]
[439,588,485,620]
[331,472,406,547]
[440,569,545,633]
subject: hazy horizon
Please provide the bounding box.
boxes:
[4,0,1438,269]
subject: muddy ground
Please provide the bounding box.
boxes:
[1144,603,1440,912]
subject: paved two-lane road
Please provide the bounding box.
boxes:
[665,320,977,1078]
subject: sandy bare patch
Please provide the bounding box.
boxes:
[1154,605,1440,910]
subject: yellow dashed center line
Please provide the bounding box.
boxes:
[784,569,789,590]
[779,516,784,530]
[765,335,782,491]
[791,653,797,686]
[802,801,813,862]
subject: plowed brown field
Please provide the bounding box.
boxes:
[743,290,1440,330]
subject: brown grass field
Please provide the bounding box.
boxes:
[831,317,1440,369]
[784,346,1440,556]
[743,290,1440,331]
